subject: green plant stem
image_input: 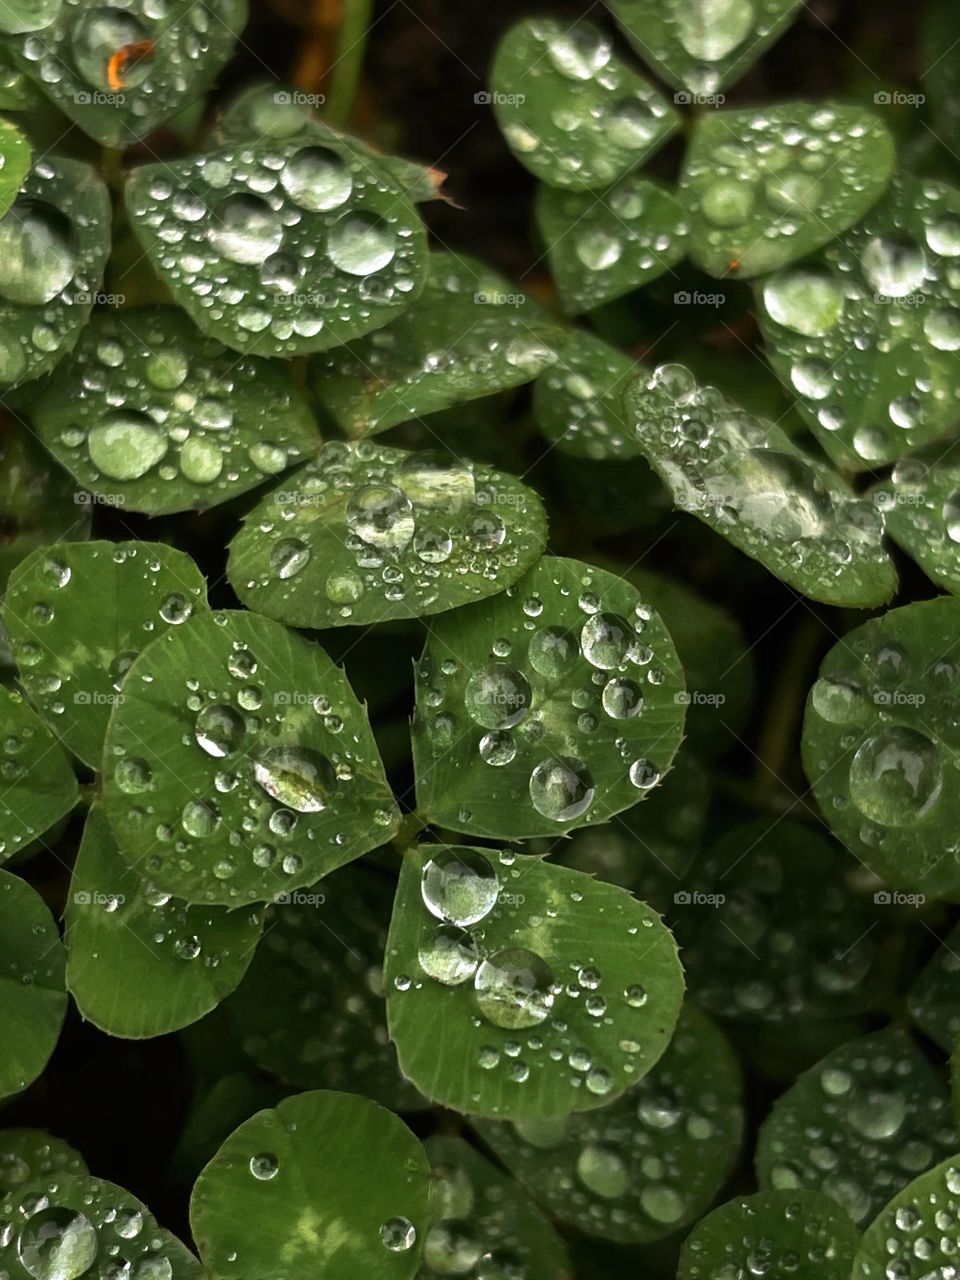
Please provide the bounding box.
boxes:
[325,0,373,126]
[752,612,825,795]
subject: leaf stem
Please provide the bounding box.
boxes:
[325,0,373,126]
[752,612,825,796]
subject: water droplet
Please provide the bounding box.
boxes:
[16,1206,98,1280]
[253,747,337,813]
[280,146,353,212]
[208,194,283,265]
[576,1145,629,1198]
[345,483,414,552]
[328,212,396,275]
[380,1217,416,1252]
[849,726,942,826]
[418,925,479,986]
[529,756,595,821]
[421,848,499,927]
[195,703,244,758]
[474,946,555,1029]
[249,1152,279,1180]
[464,662,531,730]
[88,412,167,481]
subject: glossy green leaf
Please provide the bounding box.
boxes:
[907,922,960,1053]
[0,0,61,35]
[625,362,898,607]
[672,820,896,1022]
[309,252,563,436]
[678,1190,860,1280]
[533,330,645,460]
[609,0,803,95]
[475,1003,742,1242]
[25,307,320,515]
[536,175,688,313]
[421,1135,570,1279]
[873,445,960,595]
[190,1090,431,1280]
[0,119,29,217]
[3,0,245,145]
[756,1028,956,1223]
[124,138,428,357]
[101,609,399,906]
[757,175,960,471]
[0,1128,86,1192]
[681,104,895,278]
[0,687,77,864]
[228,442,548,629]
[4,540,209,768]
[65,806,264,1038]
[412,555,686,840]
[0,157,110,387]
[0,869,66,1100]
[0,421,90,593]
[802,597,960,900]
[224,863,423,1109]
[491,18,679,191]
[0,1171,202,1278]
[852,1157,960,1279]
[385,845,684,1119]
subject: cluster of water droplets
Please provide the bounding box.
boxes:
[108,613,394,901]
[35,309,315,501]
[0,1177,181,1280]
[760,177,960,465]
[233,442,540,625]
[480,1006,741,1242]
[0,1134,84,1195]
[0,158,108,386]
[126,137,424,354]
[860,1161,960,1280]
[629,362,891,592]
[392,847,659,1102]
[538,173,688,312]
[0,702,56,860]
[533,332,641,459]
[495,18,676,188]
[878,452,960,594]
[763,1031,956,1224]
[12,0,236,142]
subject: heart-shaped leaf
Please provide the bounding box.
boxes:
[0,156,110,387]
[0,119,29,217]
[681,104,895,278]
[190,1090,431,1280]
[907,921,960,1053]
[309,252,563,436]
[224,863,423,1110]
[101,609,399,906]
[385,845,684,1119]
[0,1128,86,1192]
[411,555,686,840]
[757,176,960,470]
[872,445,960,595]
[802,597,960,900]
[4,540,209,768]
[65,805,264,1038]
[678,1190,860,1280]
[0,1171,202,1278]
[672,820,896,1022]
[533,330,645,460]
[421,1134,571,1279]
[757,1028,956,1223]
[228,442,547,630]
[0,687,77,865]
[4,0,246,146]
[624,362,898,607]
[491,18,679,191]
[0,869,66,1100]
[536,176,688,313]
[852,1157,960,1280]
[24,307,320,515]
[0,421,91,593]
[608,0,803,95]
[125,138,428,357]
[475,1003,743,1242]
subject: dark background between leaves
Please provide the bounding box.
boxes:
[1,1,951,1275]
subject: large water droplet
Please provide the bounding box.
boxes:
[17,1206,99,1280]
[208,195,283,266]
[418,925,479,986]
[474,946,555,1029]
[424,1220,481,1275]
[87,412,167,481]
[575,1145,629,1198]
[678,0,754,61]
[529,756,595,821]
[280,146,353,212]
[464,662,531,730]
[861,237,927,298]
[345,484,414,552]
[195,703,245,758]
[421,848,499,927]
[849,726,943,826]
[581,612,632,669]
[327,212,396,275]
[0,202,75,305]
[763,270,844,336]
[253,747,337,813]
